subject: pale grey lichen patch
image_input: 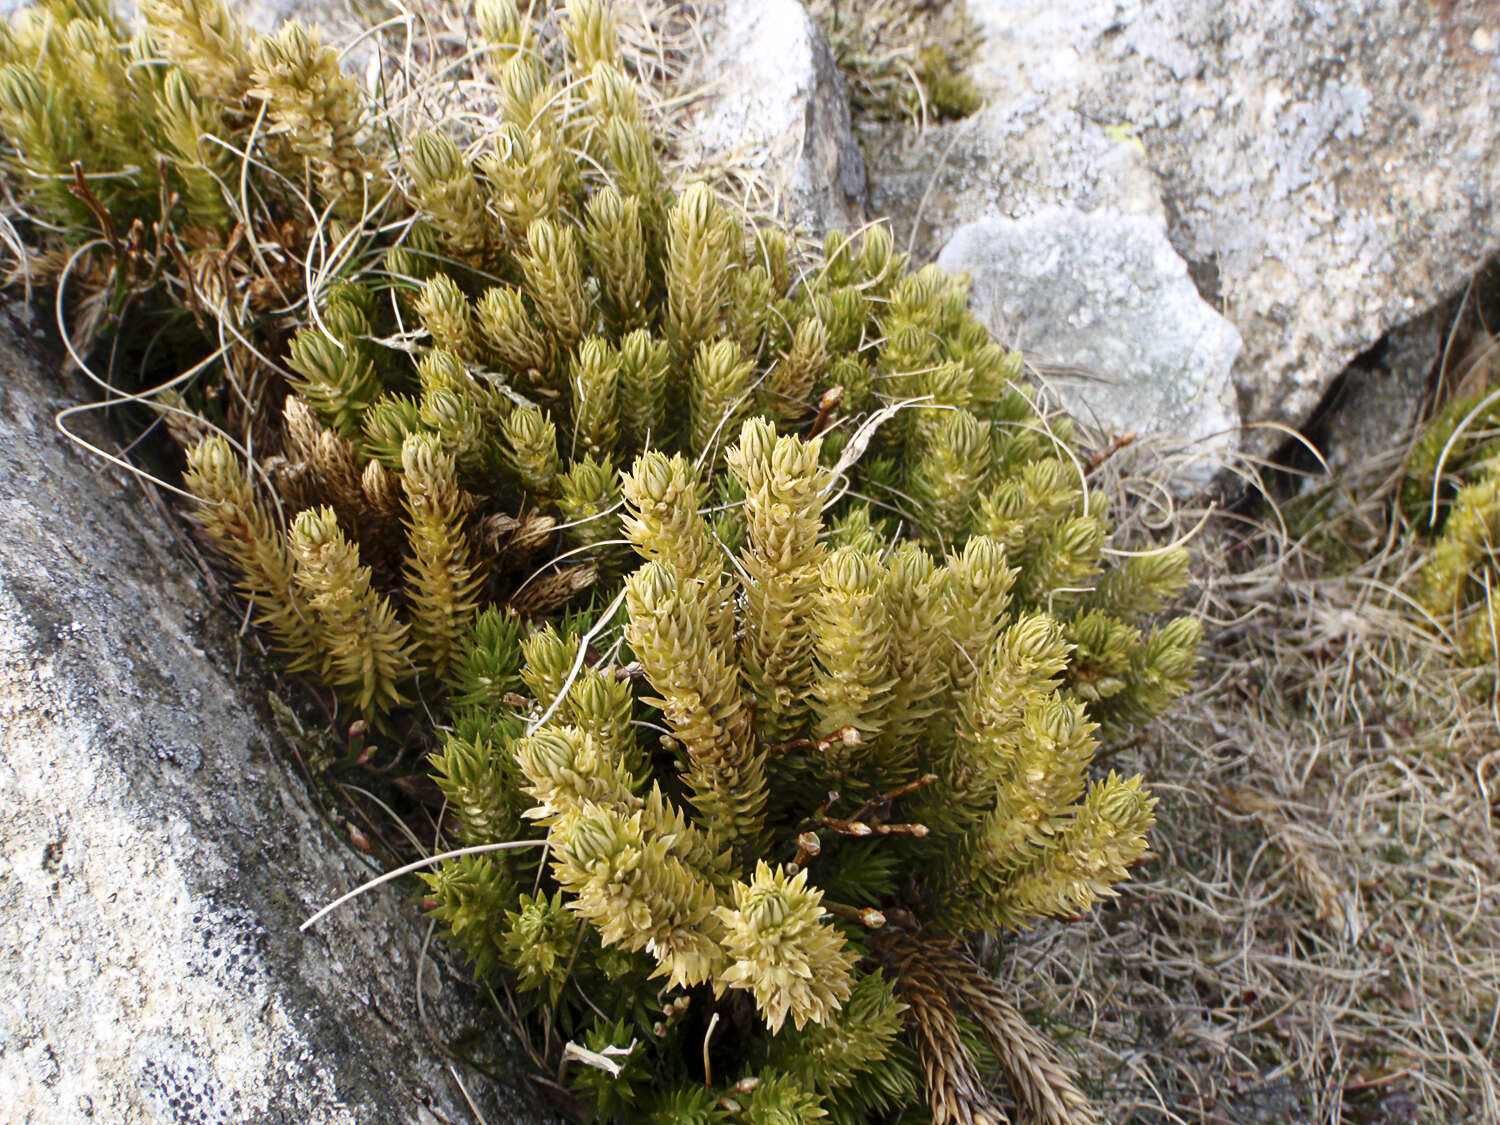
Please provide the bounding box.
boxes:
[938,207,1241,489]
[0,312,553,1124]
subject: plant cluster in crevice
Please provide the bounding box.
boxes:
[806,0,984,126]
[0,0,1203,1121]
[1403,330,1500,668]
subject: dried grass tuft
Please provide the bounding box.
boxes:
[805,0,983,127]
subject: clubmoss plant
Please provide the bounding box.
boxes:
[424,421,1199,1123]
[2,0,1204,1119]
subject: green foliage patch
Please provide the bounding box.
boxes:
[807,0,984,124]
[0,0,1202,1120]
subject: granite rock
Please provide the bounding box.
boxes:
[1301,305,1448,479]
[677,0,866,233]
[865,0,1500,454]
[0,311,553,1125]
[938,207,1241,488]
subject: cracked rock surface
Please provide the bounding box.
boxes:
[0,313,552,1124]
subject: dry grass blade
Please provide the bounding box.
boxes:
[1217,786,1364,944]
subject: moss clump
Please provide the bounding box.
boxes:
[1393,332,1500,668]
[807,0,984,124]
[2,1,1203,1120]
[1401,362,1500,531]
[1415,465,1500,663]
[425,421,1198,1122]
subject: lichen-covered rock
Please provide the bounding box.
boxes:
[0,311,552,1124]
[866,0,1500,455]
[938,207,1241,488]
[679,0,866,233]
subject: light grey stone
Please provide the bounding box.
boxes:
[238,0,377,38]
[862,3,1171,263]
[938,207,1241,489]
[0,314,552,1124]
[678,0,866,234]
[865,0,1500,453]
